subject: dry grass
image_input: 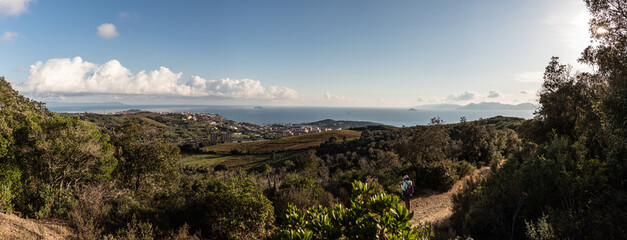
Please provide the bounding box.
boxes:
[203,130,361,154]
[0,212,75,239]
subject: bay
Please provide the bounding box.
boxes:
[49,105,535,127]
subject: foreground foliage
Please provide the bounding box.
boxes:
[270,181,433,240]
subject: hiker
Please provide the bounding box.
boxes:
[400,175,413,210]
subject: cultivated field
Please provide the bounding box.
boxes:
[202,130,361,154]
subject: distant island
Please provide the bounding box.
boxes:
[302,119,383,129]
[413,102,536,111]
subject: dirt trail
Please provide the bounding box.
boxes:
[410,166,491,226]
[0,212,74,239]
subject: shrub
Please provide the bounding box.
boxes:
[28,183,77,219]
[273,175,336,222]
[0,164,21,211]
[181,176,274,239]
[451,136,613,239]
[525,214,556,240]
[269,180,435,240]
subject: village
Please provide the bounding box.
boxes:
[170,112,339,145]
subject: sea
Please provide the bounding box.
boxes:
[49,105,535,127]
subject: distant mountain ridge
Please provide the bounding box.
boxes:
[414,102,536,111]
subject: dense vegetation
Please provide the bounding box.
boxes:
[449,1,627,238]
[0,0,625,239]
[0,74,522,239]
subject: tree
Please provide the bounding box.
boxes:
[581,0,627,187]
[0,77,49,115]
[0,77,117,218]
[457,121,492,164]
[18,114,117,189]
[180,176,275,239]
[395,126,450,167]
[111,120,179,195]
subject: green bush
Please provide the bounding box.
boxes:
[0,164,21,211]
[525,214,556,240]
[273,175,336,222]
[450,136,612,239]
[270,180,434,240]
[181,175,275,239]
[28,183,77,219]
[413,160,473,191]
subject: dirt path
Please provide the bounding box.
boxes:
[410,166,491,226]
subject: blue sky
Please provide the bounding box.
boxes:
[0,0,592,107]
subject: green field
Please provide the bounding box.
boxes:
[202,130,361,154]
[181,154,229,166]
[181,150,308,170]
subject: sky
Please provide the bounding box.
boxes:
[0,0,594,107]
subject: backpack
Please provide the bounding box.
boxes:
[405,181,414,196]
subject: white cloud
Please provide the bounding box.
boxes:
[22,57,298,100]
[186,76,298,100]
[514,71,543,83]
[0,31,19,41]
[97,23,119,39]
[487,90,502,98]
[323,93,362,103]
[446,91,479,101]
[0,0,32,17]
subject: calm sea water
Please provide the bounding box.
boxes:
[50,105,535,127]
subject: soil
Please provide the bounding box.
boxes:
[0,211,74,240]
[410,166,492,226]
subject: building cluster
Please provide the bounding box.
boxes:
[272,125,337,138]
[88,111,345,145]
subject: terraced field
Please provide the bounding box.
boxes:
[202,130,361,154]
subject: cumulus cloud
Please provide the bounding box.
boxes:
[0,0,32,17]
[446,91,479,101]
[487,90,502,98]
[97,23,119,39]
[22,57,298,100]
[514,71,543,83]
[1,31,19,41]
[186,76,298,100]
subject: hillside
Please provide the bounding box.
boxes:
[202,129,361,154]
[0,212,74,239]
